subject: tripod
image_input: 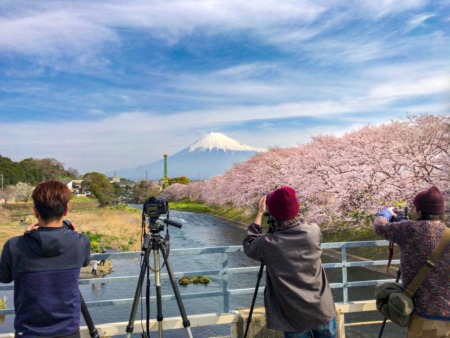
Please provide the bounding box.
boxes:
[126,217,193,338]
[80,292,100,338]
[244,212,274,338]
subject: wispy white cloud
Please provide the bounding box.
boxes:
[354,0,427,19]
[0,11,118,55]
[369,74,448,99]
[406,13,436,31]
[0,0,448,175]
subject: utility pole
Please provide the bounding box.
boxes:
[1,174,3,191]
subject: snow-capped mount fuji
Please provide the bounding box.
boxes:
[110,132,266,181]
[188,132,265,153]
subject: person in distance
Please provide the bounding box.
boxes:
[373,186,449,338]
[243,186,337,338]
[0,180,91,338]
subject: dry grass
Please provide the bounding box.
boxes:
[0,204,144,252]
[0,204,34,247]
[69,209,143,251]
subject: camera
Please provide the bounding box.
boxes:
[63,219,74,230]
[391,207,409,222]
[143,197,168,218]
[263,194,271,217]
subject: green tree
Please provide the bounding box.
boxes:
[169,176,190,185]
[82,172,115,206]
[33,158,74,181]
[133,180,161,203]
[0,156,78,189]
[112,182,123,197]
[0,156,22,186]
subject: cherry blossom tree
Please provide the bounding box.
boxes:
[165,114,449,231]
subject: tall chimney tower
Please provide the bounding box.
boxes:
[164,153,168,179]
[162,153,169,188]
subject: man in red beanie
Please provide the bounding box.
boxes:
[243,186,337,338]
[373,186,449,337]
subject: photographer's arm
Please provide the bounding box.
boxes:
[373,208,395,239]
[377,207,396,221]
[243,196,267,261]
[253,195,266,226]
[373,207,411,245]
[0,242,13,283]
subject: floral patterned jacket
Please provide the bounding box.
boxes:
[373,211,449,321]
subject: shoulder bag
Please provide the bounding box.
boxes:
[375,227,450,327]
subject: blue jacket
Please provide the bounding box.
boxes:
[0,226,91,337]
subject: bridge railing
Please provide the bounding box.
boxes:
[0,240,399,336]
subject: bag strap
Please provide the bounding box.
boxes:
[404,227,450,297]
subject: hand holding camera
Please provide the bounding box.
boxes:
[390,207,409,222]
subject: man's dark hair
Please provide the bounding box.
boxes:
[32,180,72,222]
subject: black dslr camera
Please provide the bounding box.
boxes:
[143,197,168,218]
[142,196,182,233]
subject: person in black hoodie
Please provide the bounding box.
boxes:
[0,180,91,338]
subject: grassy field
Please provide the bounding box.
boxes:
[0,200,144,251]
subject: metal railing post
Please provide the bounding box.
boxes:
[222,252,230,313]
[341,245,348,303]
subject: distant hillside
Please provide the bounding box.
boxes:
[110,132,266,180]
[0,156,77,188]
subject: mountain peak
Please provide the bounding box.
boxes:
[188,132,265,153]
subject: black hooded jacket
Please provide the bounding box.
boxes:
[0,226,91,337]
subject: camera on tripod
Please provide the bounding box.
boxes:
[128,196,191,338]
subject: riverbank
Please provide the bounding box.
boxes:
[0,199,379,251]
[80,260,113,279]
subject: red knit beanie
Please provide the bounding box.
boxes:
[413,186,445,215]
[267,186,300,220]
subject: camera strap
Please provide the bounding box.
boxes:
[164,230,171,258]
[386,241,397,278]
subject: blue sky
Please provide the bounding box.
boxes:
[0,0,449,175]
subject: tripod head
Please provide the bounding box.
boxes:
[146,216,182,234]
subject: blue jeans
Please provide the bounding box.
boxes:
[284,317,337,338]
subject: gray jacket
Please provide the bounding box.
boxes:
[243,218,336,332]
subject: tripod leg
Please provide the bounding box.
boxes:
[126,235,152,338]
[153,247,164,338]
[80,292,100,338]
[159,242,193,338]
[244,261,264,338]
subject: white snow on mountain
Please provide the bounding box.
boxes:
[110,132,266,180]
[188,132,266,153]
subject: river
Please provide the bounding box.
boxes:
[0,209,404,337]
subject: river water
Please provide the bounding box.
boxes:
[0,210,404,337]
